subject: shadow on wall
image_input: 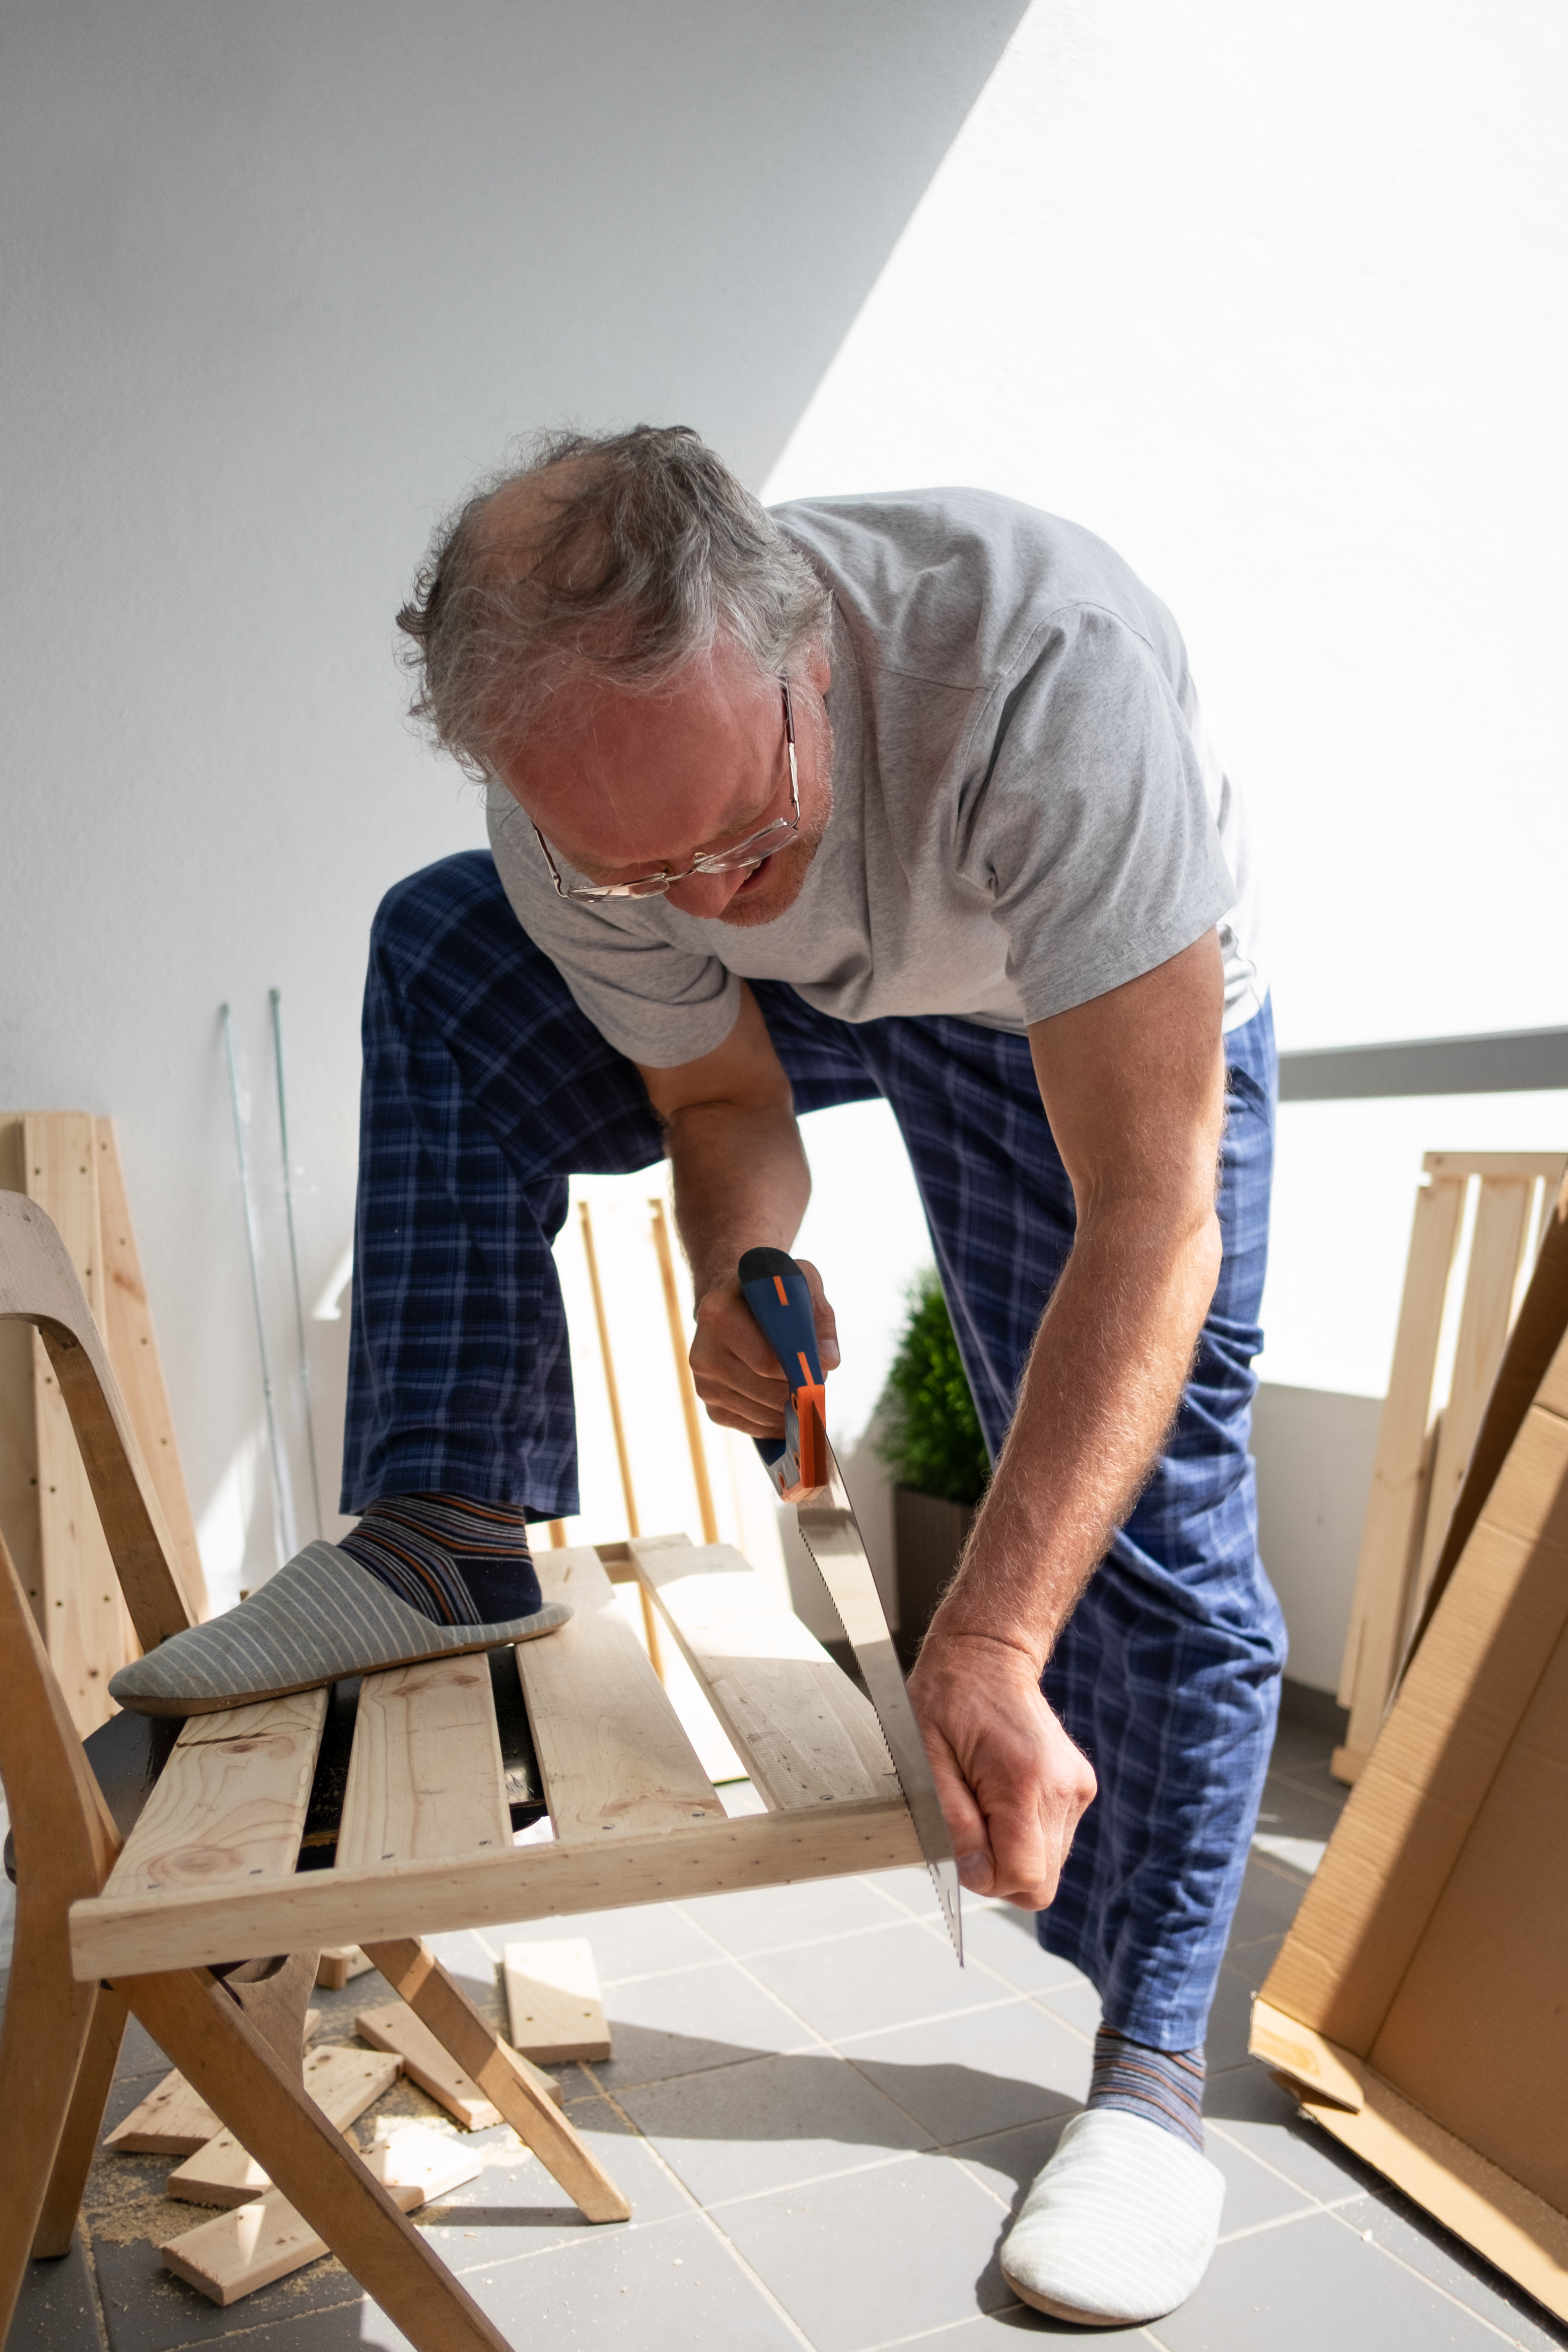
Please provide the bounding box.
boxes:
[1250,1382,1382,1697]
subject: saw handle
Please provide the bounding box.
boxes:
[738,1246,828,1484]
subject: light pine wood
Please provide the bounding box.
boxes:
[0,1117,46,1632]
[362,1938,630,2224]
[126,1969,512,2351]
[102,1689,328,1900]
[354,2000,503,2129]
[26,1112,134,1733]
[1334,1174,1467,1776]
[1406,1175,1535,1647]
[166,2043,402,2206]
[0,1187,197,1650]
[0,1518,124,2336]
[518,1543,725,1839]
[105,2064,222,2155]
[161,2127,482,2306]
[32,1982,129,2257]
[93,1118,208,1619]
[72,1794,922,1977]
[648,1198,720,1545]
[503,1939,611,2063]
[1423,1150,1568,1182]
[335,1656,511,1871]
[316,1945,375,1990]
[577,1201,665,1676]
[630,1534,900,1809]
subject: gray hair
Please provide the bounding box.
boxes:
[396,424,833,777]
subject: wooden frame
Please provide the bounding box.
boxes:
[0,1189,924,2344]
[1333,1151,1566,1782]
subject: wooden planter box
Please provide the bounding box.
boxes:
[893,1486,976,1666]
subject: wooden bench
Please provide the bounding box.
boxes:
[0,1189,919,2350]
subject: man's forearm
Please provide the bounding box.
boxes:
[931,1201,1222,1668]
[664,1098,811,1299]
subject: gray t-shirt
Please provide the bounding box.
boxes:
[487,489,1265,1067]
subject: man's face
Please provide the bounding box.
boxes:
[493,636,833,928]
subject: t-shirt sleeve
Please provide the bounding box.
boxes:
[485,796,742,1067]
[960,604,1237,1025]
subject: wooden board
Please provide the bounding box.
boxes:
[503,1939,611,2063]
[105,2068,222,2155]
[74,1794,921,1976]
[0,1116,44,1634]
[516,1544,726,1839]
[354,2000,502,2130]
[101,1688,327,1900]
[629,1534,900,1809]
[316,1945,374,1991]
[161,2125,481,2305]
[26,1111,136,1733]
[93,1117,208,1620]
[335,1656,511,1871]
[166,2043,401,2206]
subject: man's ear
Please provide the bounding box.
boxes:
[800,634,832,699]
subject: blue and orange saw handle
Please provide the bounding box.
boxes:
[738,1246,829,1492]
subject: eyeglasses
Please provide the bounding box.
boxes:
[532,679,799,902]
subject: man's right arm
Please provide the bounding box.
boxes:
[635,980,838,1436]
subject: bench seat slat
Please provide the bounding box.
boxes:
[629,1535,899,1810]
[518,1546,725,1840]
[335,1657,510,1871]
[100,1690,328,1900]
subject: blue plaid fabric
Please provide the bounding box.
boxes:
[346,850,1286,2046]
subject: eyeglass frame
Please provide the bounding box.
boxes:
[531,677,799,902]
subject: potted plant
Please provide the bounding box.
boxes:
[876,1268,990,1666]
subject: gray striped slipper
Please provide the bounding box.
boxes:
[108,1539,572,1717]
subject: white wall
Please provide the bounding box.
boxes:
[0,1,1024,1602]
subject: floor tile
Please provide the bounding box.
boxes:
[93,2222,367,2351]
[457,2208,801,2349]
[1268,1751,1355,1812]
[1224,1856,1310,1948]
[714,2148,1014,2352]
[421,2111,689,2260]
[1031,1974,1101,2040]
[1334,2193,1568,2352]
[1158,2206,1515,2349]
[741,1916,991,2042]
[676,1873,901,1956]
[620,2048,932,2204]
[859,1866,946,1915]
[1252,1770,1346,1845]
[1203,1963,1269,2075]
[477,1900,720,1984]
[6,2228,104,2351]
[893,2307,1161,2342]
[844,2000,1089,2144]
[227,2301,414,2351]
[586,1957,821,2090]
[923,1905,1087,2000]
[1204,2064,1382,2204]
[1265,1722,1338,1780]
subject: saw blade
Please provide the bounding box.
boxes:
[789,1410,963,1963]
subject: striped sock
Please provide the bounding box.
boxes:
[1087,2026,1205,2152]
[338,1493,541,1627]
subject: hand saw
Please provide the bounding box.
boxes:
[739,1246,963,1962]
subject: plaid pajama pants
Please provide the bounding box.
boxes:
[344,850,1287,2048]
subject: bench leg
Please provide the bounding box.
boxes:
[363,1938,631,2224]
[0,1908,102,2332]
[122,1966,511,2352]
[32,1982,130,2257]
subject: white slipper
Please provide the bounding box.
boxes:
[999,2107,1225,2326]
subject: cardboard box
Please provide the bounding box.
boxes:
[1251,1308,1568,2319]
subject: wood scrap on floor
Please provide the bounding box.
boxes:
[160,2125,481,2306]
[315,1944,374,1990]
[503,1938,611,2063]
[165,2044,400,2207]
[353,1999,503,2129]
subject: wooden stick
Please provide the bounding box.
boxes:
[577,1199,664,1675]
[648,1200,719,1545]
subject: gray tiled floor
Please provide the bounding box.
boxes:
[6,1721,1565,2352]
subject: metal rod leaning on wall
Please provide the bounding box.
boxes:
[648,1198,720,1547]
[269,988,324,1540]
[220,1003,295,1568]
[577,1199,664,1677]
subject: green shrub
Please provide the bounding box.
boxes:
[875,1267,991,1507]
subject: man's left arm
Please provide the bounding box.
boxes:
[907,928,1227,1909]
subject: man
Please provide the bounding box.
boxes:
[114,425,1285,2327]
